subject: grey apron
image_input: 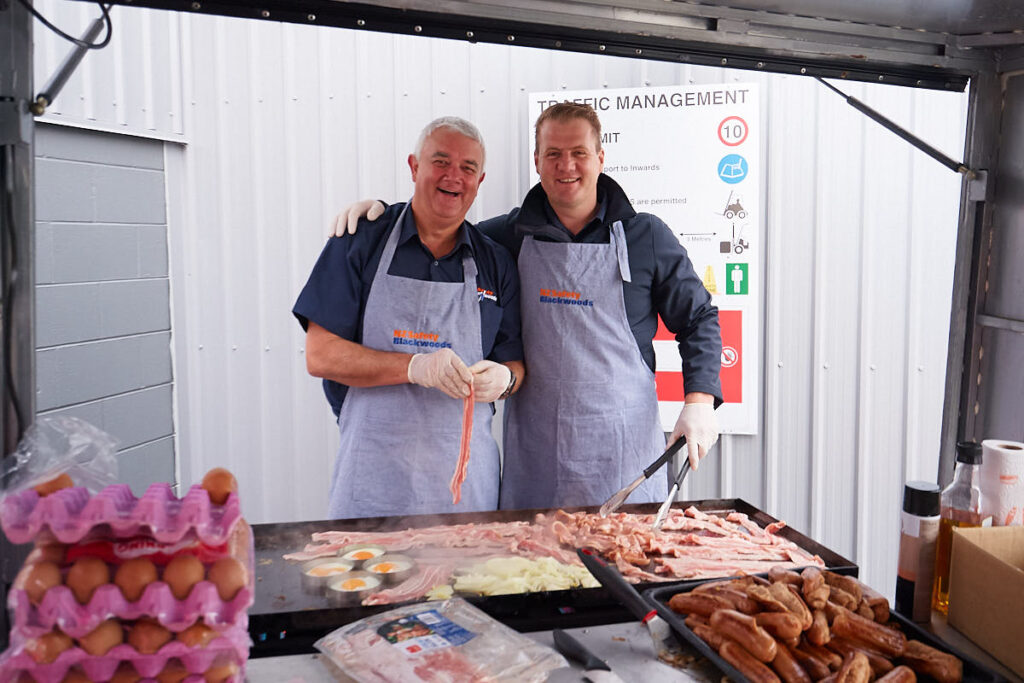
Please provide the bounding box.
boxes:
[328,205,500,518]
[500,221,667,510]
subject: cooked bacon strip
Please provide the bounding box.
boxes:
[450,385,474,504]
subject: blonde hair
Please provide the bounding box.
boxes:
[534,102,602,152]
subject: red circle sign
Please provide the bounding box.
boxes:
[718,116,748,146]
[721,346,739,368]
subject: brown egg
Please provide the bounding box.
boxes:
[155,662,189,683]
[201,468,238,505]
[66,556,110,604]
[114,557,159,602]
[23,561,62,605]
[207,557,247,601]
[109,663,143,683]
[29,544,66,565]
[204,662,239,682]
[177,622,218,648]
[33,472,74,496]
[25,630,73,663]
[163,554,205,600]
[61,667,92,682]
[78,618,124,655]
[127,618,172,654]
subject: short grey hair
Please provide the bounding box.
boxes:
[414,116,486,171]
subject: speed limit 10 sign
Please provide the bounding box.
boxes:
[718,116,749,146]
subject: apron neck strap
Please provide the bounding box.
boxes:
[611,221,631,283]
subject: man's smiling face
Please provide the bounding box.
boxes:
[409,128,485,228]
[535,117,604,220]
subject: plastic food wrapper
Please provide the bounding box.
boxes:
[9,524,254,638]
[315,598,567,682]
[0,416,119,497]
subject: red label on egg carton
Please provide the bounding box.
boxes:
[67,535,229,566]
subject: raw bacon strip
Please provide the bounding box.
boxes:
[361,562,456,605]
[450,385,474,504]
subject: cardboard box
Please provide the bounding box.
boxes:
[948,525,1024,678]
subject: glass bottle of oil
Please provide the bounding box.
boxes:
[932,441,989,614]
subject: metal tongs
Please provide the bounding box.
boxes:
[651,458,691,532]
[599,437,686,518]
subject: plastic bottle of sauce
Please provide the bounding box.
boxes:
[895,481,940,622]
[932,441,990,614]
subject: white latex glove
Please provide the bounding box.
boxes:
[329,199,386,237]
[669,403,720,471]
[468,360,512,403]
[407,349,473,399]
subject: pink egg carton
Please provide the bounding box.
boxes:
[9,582,252,639]
[0,483,241,545]
[9,526,255,639]
[0,626,250,683]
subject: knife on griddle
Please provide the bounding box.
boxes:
[576,548,681,660]
[652,458,691,532]
[599,437,686,518]
[552,628,625,683]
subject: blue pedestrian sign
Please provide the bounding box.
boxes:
[718,154,748,184]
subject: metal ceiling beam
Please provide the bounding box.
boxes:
[92,0,983,90]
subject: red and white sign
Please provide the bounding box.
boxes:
[718,116,749,146]
[654,310,742,405]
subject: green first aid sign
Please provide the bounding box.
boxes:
[726,263,748,295]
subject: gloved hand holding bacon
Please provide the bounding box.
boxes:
[668,567,964,683]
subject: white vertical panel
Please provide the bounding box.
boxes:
[45,11,967,596]
[32,2,184,139]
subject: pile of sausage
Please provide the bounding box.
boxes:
[668,567,963,683]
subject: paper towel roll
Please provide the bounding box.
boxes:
[981,439,1024,526]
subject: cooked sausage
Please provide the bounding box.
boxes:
[829,585,859,610]
[770,639,812,683]
[800,641,843,670]
[877,665,917,683]
[789,644,833,680]
[710,609,779,663]
[806,609,830,646]
[668,591,732,617]
[801,567,830,610]
[859,583,890,623]
[827,636,894,677]
[755,611,804,641]
[769,566,804,586]
[823,572,863,603]
[834,652,872,683]
[772,582,813,630]
[831,610,906,658]
[900,639,962,683]
[720,639,782,683]
[692,623,727,651]
[684,613,709,630]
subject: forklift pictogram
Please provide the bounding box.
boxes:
[723,191,747,220]
[720,223,750,255]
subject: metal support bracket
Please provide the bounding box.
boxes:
[0,98,30,145]
[967,169,988,201]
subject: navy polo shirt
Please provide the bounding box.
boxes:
[293,202,523,416]
[476,174,723,406]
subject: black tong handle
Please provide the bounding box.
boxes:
[643,436,686,479]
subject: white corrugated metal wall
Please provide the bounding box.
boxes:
[33,5,967,595]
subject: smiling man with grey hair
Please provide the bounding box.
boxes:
[293,116,524,518]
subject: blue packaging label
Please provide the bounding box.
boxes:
[377,609,476,656]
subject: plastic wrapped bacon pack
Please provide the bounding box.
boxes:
[315,598,568,682]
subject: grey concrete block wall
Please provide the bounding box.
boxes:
[35,124,175,495]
